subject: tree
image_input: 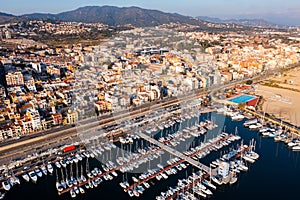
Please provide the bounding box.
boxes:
[246,80,253,85]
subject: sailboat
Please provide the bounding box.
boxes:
[60,168,67,189]
[86,158,93,178]
[80,162,86,182]
[65,165,72,188]
[234,127,241,140]
[70,163,77,186]
[55,169,64,192]
[202,165,216,190]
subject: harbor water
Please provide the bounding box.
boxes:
[3,113,300,200]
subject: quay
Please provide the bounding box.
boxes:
[243,108,300,135]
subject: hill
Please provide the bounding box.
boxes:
[0,12,17,24]
[197,16,278,28]
[22,6,206,27]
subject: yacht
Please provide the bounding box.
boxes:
[35,168,43,178]
[128,189,134,197]
[2,180,11,191]
[249,123,263,130]
[74,187,80,194]
[143,181,150,188]
[231,114,244,121]
[22,173,30,182]
[55,161,61,168]
[229,173,238,185]
[120,181,129,189]
[243,118,258,127]
[79,186,85,194]
[41,166,48,176]
[211,175,223,185]
[47,163,54,174]
[70,189,76,198]
[56,181,64,192]
[243,155,255,163]
[202,179,217,190]
[9,176,20,186]
[29,171,38,183]
[292,145,300,151]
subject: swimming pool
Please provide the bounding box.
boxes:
[229,95,256,104]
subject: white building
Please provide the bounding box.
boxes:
[26,108,42,131]
[218,161,230,178]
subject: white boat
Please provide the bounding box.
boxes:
[55,161,61,168]
[132,176,139,182]
[202,187,213,196]
[0,191,5,200]
[229,174,238,185]
[2,180,11,191]
[47,163,54,174]
[128,189,134,197]
[35,168,43,178]
[261,131,270,137]
[29,171,38,183]
[243,155,255,163]
[143,181,150,188]
[243,118,258,127]
[41,166,48,176]
[56,181,64,192]
[292,145,300,151]
[249,123,262,130]
[22,173,30,182]
[111,171,118,177]
[231,114,244,121]
[70,189,76,198]
[9,176,20,186]
[211,175,223,185]
[79,186,85,194]
[202,179,216,190]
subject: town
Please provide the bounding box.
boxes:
[0,20,299,141]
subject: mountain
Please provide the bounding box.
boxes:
[23,13,56,20]
[22,6,206,27]
[0,12,17,24]
[197,16,278,28]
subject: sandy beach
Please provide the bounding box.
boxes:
[255,69,300,126]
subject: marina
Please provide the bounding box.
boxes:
[1,107,300,200]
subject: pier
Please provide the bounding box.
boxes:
[242,108,300,135]
[123,158,186,192]
[57,146,161,195]
[136,131,209,172]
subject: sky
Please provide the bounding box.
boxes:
[1,0,300,26]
